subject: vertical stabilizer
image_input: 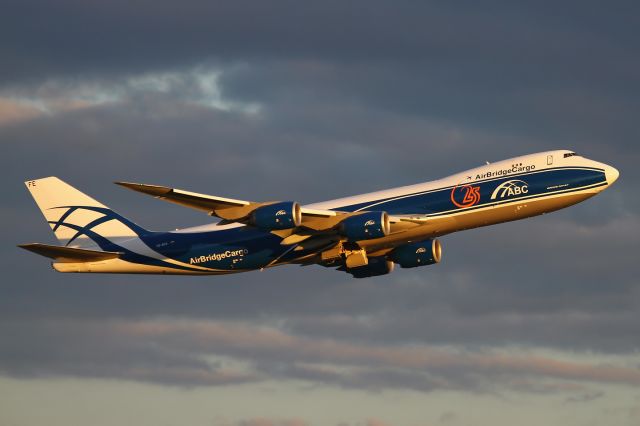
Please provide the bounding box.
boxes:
[25,177,148,248]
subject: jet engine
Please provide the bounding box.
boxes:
[389,239,442,268]
[348,257,395,278]
[339,211,390,241]
[249,201,302,230]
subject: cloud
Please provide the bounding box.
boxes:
[366,419,391,426]
[565,390,605,404]
[234,419,308,426]
[2,2,638,86]
[3,1,638,157]
[0,97,43,125]
[0,4,638,425]
[1,84,637,364]
[2,318,639,393]
[0,69,259,127]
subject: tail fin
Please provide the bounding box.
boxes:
[25,177,149,248]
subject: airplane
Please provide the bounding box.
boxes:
[19,150,619,278]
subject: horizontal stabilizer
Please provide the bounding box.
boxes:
[18,243,122,263]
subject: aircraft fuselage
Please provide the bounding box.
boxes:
[26,150,619,276]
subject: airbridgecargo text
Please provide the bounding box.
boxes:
[475,163,535,180]
[190,249,249,264]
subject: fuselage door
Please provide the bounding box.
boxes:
[547,155,553,165]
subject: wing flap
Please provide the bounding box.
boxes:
[19,243,122,263]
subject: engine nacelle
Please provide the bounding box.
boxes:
[389,239,442,268]
[250,201,302,230]
[348,257,395,278]
[339,211,390,241]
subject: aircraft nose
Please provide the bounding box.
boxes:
[605,165,619,185]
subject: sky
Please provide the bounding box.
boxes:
[1,1,639,425]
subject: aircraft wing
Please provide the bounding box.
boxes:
[115,181,340,222]
[115,181,425,244]
[116,182,252,217]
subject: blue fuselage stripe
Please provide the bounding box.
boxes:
[336,167,605,214]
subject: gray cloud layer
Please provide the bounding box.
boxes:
[1,0,638,397]
[2,318,638,394]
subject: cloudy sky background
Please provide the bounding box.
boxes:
[1,1,639,425]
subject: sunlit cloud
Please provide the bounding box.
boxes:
[0,68,261,127]
[232,418,309,426]
[0,97,43,125]
[365,419,392,426]
[2,318,638,394]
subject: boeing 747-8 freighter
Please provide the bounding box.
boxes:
[20,150,619,278]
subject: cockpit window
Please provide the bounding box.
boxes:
[564,152,578,158]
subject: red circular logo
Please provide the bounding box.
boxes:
[450,184,481,208]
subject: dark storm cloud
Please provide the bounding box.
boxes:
[0,0,638,394]
[218,59,640,160]
[2,0,638,82]
[4,0,639,152]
